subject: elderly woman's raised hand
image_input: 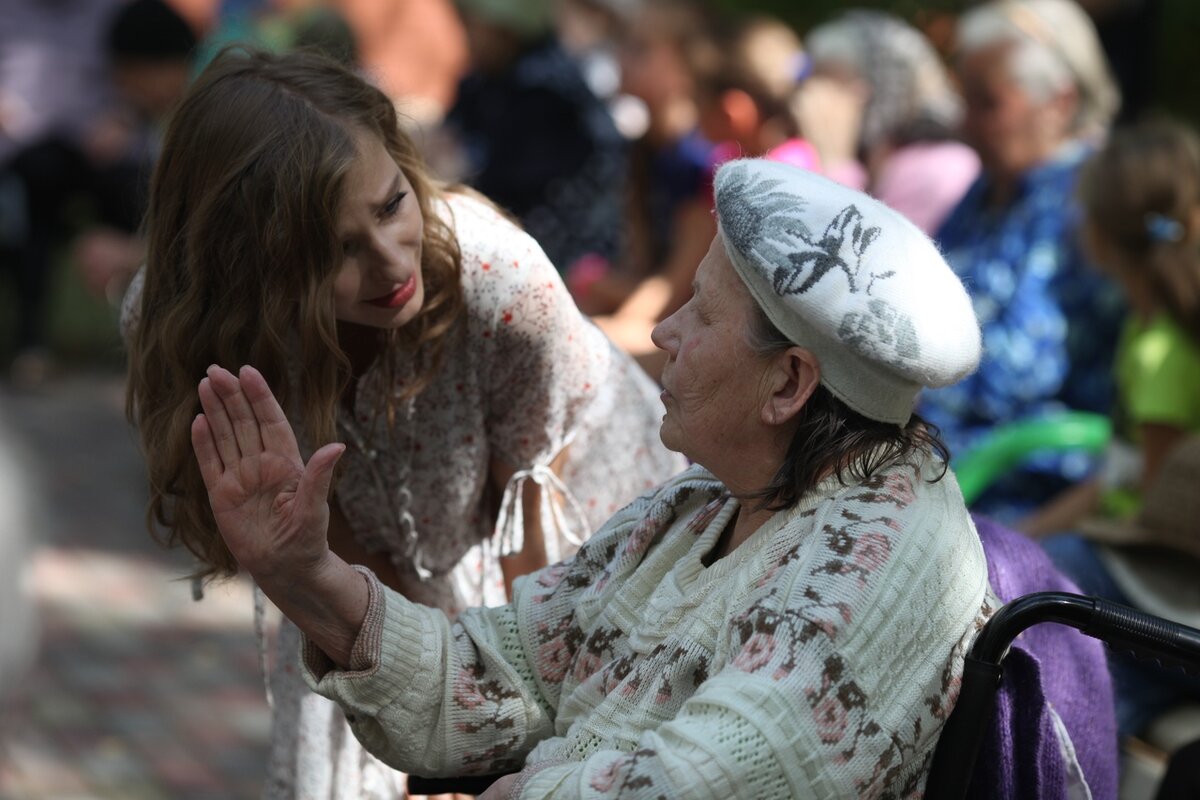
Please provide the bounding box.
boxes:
[192,364,345,586]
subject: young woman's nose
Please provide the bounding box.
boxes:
[367,230,406,271]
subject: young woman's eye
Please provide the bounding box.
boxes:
[382,191,406,217]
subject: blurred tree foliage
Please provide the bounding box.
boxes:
[1153,0,1200,125]
[710,0,1199,127]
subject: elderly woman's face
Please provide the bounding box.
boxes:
[651,233,769,466]
[958,42,1068,181]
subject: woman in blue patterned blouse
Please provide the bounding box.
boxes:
[918,0,1126,520]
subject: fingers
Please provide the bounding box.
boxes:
[206,365,264,457]
[238,365,302,462]
[191,413,224,488]
[198,374,241,467]
[297,442,346,510]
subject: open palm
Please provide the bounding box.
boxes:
[192,364,344,582]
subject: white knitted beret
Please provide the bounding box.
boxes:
[714,159,981,425]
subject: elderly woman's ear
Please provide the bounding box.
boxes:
[759,346,821,426]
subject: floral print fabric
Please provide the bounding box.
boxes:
[306,456,994,799]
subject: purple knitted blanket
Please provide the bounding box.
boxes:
[968,515,1119,800]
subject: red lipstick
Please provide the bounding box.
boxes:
[367,276,416,309]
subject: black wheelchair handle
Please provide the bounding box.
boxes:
[969,592,1200,676]
[1089,595,1200,673]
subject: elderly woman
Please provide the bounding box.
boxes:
[193,160,993,797]
[917,0,1126,519]
[802,9,981,235]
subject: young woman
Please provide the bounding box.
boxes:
[123,48,684,798]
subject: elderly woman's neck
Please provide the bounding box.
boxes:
[707,459,802,562]
[983,139,1074,208]
[727,504,778,558]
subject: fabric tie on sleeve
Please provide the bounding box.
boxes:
[494,463,590,563]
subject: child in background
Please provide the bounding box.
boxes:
[588,11,821,380]
[694,15,820,174]
[1029,118,1200,740]
[1024,119,1200,535]
[568,0,718,321]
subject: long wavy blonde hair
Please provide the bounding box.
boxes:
[126,48,465,580]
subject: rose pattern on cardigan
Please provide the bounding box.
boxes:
[312,463,991,796]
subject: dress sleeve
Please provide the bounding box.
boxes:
[1123,319,1200,429]
[454,196,616,560]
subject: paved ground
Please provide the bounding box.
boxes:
[0,368,271,799]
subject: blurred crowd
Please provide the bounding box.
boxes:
[3,0,1199,797]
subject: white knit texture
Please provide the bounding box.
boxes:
[714,159,982,424]
[305,460,991,798]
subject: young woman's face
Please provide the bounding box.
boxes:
[331,130,425,329]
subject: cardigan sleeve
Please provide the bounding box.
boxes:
[300,490,657,777]
[300,567,557,778]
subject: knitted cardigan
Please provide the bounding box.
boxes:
[303,459,991,799]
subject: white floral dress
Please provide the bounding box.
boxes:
[264,193,687,798]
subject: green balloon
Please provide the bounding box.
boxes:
[951,412,1112,505]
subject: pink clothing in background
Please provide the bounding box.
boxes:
[765,138,820,170]
[873,141,980,236]
[706,138,822,206]
[710,138,820,174]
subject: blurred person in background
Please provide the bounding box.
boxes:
[0,0,196,387]
[800,9,980,237]
[1021,119,1200,740]
[695,15,819,174]
[1024,119,1200,536]
[917,0,1126,522]
[195,0,467,131]
[554,0,638,114]
[569,1,718,348]
[194,0,360,73]
[592,11,828,381]
[438,0,626,274]
[122,48,684,799]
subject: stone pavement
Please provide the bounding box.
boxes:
[0,369,271,800]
